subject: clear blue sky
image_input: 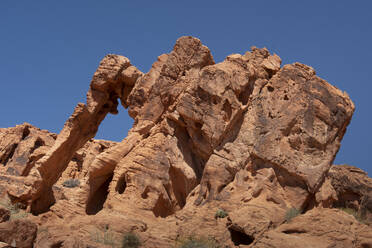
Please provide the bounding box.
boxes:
[0,1,371,175]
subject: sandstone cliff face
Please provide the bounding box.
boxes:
[0,36,370,247]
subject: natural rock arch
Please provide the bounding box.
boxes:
[8,36,354,221]
[9,54,143,214]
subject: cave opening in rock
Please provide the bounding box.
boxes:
[86,173,113,215]
[152,193,174,218]
[228,227,254,246]
[116,176,127,194]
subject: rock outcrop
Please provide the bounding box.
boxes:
[328,164,372,224]
[0,123,117,206]
[253,208,372,248]
[0,36,370,247]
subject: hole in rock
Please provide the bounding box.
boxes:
[0,143,18,165]
[282,229,307,234]
[86,173,113,215]
[195,121,203,129]
[51,241,63,248]
[116,176,127,194]
[152,193,174,218]
[22,126,30,140]
[95,108,133,142]
[238,82,254,105]
[267,85,275,92]
[141,187,149,199]
[228,227,254,246]
[30,138,45,154]
[217,183,228,193]
[34,138,44,149]
[212,96,219,105]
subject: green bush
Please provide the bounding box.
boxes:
[214,209,228,219]
[62,178,80,188]
[122,232,141,248]
[285,208,301,222]
[177,236,220,248]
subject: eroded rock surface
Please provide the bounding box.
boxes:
[0,123,55,178]
[0,219,37,248]
[328,164,372,224]
[0,123,117,213]
[0,36,369,247]
[253,208,372,248]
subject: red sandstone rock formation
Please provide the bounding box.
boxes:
[0,36,370,247]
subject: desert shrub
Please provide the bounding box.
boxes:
[91,226,116,247]
[62,178,80,188]
[339,207,364,223]
[214,209,228,219]
[9,209,28,220]
[285,208,301,222]
[176,236,220,248]
[122,232,141,248]
[0,198,28,220]
[103,228,116,247]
